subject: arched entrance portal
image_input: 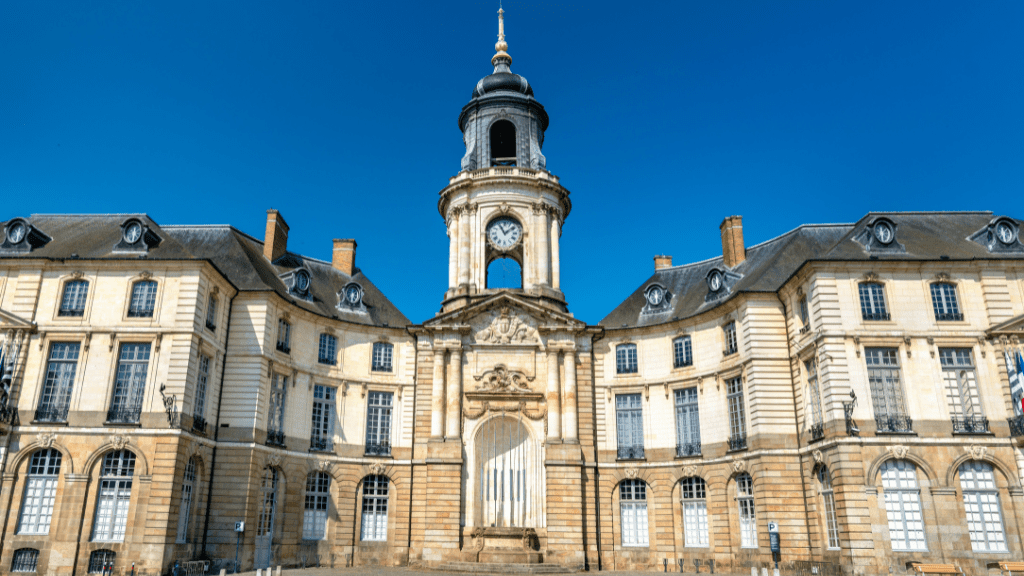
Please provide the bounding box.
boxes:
[475,415,540,527]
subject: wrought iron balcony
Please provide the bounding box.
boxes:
[365,441,391,456]
[862,311,891,321]
[34,404,69,423]
[192,415,207,434]
[318,356,334,365]
[676,442,701,458]
[276,343,291,354]
[205,320,217,332]
[310,436,333,452]
[617,445,645,460]
[127,308,154,318]
[875,414,913,433]
[728,434,748,451]
[809,422,825,441]
[951,415,989,434]
[266,430,286,447]
[106,407,141,425]
[0,404,17,426]
[1009,415,1024,438]
[935,312,964,322]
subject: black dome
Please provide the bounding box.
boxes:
[473,72,534,98]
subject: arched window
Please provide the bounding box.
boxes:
[87,550,115,574]
[59,280,88,317]
[176,458,198,544]
[930,283,962,321]
[371,342,393,373]
[737,473,757,548]
[11,549,39,573]
[681,477,709,547]
[615,344,638,374]
[858,282,889,321]
[17,449,61,535]
[880,460,925,550]
[619,479,648,547]
[127,280,158,318]
[255,467,278,568]
[303,472,330,540]
[673,336,692,368]
[959,461,1007,552]
[486,258,522,289]
[490,120,517,166]
[817,466,840,549]
[361,475,389,541]
[92,450,135,542]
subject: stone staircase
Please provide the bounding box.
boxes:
[434,562,575,574]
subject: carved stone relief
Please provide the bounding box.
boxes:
[474,306,537,345]
[887,444,910,459]
[474,364,533,393]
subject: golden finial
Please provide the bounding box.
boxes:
[492,6,511,67]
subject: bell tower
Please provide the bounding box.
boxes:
[439,8,571,314]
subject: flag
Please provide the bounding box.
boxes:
[1010,350,1024,415]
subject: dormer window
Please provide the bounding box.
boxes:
[281,268,313,301]
[969,217,1023,253]
[708,270,724,293]
[7,222,26,244]
[490,120,517,167]
[873,220,894,244]
[995,220,1018,245]
[704,267,740,303]
[641,283,671,315]
[114,218,160,253]
[855,217,905,253]
[295,270,310,294]
[338,282,366,313]
[1,218,51,253]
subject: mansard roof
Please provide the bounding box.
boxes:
[0,214,411,328]
[601,211,1024,330]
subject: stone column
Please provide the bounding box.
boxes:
[536,204,549,286]
[458,208,470,286]
[447,216,458,289]
[446,348,462,440]
[547,349,561,442]
[562,349,577,443]
[550,212,560,291]
[431,348,446,439]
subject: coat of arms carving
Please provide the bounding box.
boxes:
[474,364,533,393]
[475,306,535,344]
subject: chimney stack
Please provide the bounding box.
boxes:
[263,210,290,262]
[720,215,746,268]
[333,239,357,276]
[654,255,673,271]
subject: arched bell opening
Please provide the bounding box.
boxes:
[486,257,523,289]
[471,415,541,528]
[490,120,517,166]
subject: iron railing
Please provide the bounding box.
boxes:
[365,441,391,456]
[617,445,645,460]
[875,414,913,433]
[935,312,964,322]
[266,430,286,446]
[728,434,748,451]
[276,342,291,354]
[106,407,141,425]
[862,311,891,321]
[191,415,207,434]
[809,422,825,441]
[951,415,989,434]
[310,436,332,452]
[11,549,38,573]
[34,404,69,423]
[676,442,701,458]
[1009,415,1024,437]
[205,320,217,332]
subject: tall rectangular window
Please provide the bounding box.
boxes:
[267,374,287,445]
[737,473,757,548]
[818,467,840,549]
[681,477,709,547]
[310,385,336,451]
[727,377,747,450]
[318,334,337,365]
[859,283,889,321]
[365,391,393,456]
[92,451,135,542]
[673,336,692,368]
[127,281,157,318]
[193,355,211,430]
[930,283,962,321]
[205,294,217,330]
[371,342,393,372]
[619,479,649,547]
[807,358,823,439]
[176,459,197,544]
[941,348,986,433]
[615,393,644,459]
[360,475,389,541]
[616,344,638,374]
[107,343,150,424]
[276,319,291,353]
[724,322,738,355]
[880,460,926,551]
[59,280,88,317]
[799,294,810,328]
[866,348,911,433]
[303,472,330,541]
[17,450,62,535]
[36,342,79,422]
[674,388,700,457]
[960,462,1007,552]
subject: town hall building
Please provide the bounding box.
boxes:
[1,9,1024,576]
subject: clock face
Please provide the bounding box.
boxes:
[708,271,723,292]
[646,286,664,306]
[874,222,894,244]
[295,271,310,292]
[487,217,522,250]
[6,223,25,244]
[124,222,142,243]
[996,222,1016,244]
[345,285,361,304]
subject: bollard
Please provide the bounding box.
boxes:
[762,568,770,576]
[694,559,702,574]
[275,567,281,576]
[664,559,668,573]
[708,559,715,574]
[679,559,684,573]
[256,569,262,576]
[220,570,226,576]
[751,568,758,576]
[131,562,136,576]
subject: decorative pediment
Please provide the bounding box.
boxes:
[474,306,538,345]
[988,314,1024,338]
[473,364,534,393]
[421,292,586,332]
[0,309,35,330]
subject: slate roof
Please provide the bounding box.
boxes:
[600,211,1024,329]
[0,214,411,328]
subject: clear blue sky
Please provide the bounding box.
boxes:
[3,1,1022,324]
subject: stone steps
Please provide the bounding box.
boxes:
[434,562,575,574]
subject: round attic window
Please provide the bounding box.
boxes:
[295,270,311,293]
[344,283,362,306]
[645,285,664,307]
[873,221,894,244]
[707,270,724,292]
[6,222,26,244]
[123,221,143,244]
[995,220,1017,245]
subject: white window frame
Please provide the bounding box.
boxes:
[360,475,389,541]
[880,460,926,551]
[681,477,709,547]
[17,449,62,535]
[724,322,738,355]
[806,358,823,427]
[619,479,649,547]
[616,343,638,374]
[318,333,337,365]
[615,393,644,459]
[727,377,746,444]
[276,319,291,353]
[674,387,700,456]
[176,458,197,544]
[940,348,981,419]
[58,280,89,317]
[205,294,218,330]
[673,336,692,368]
[930,282,962,321]
[108,343,151,424]
[303,472,330,541]
[267,374,287,439]
[92,451,135,542]
[37,342,79,422]
[127,280,158,318]
[193,354,211,421]
[737,473,757,548]
[959,462,1008,552]
[859,282,889,321]
[371,342,393,372]
[818,466,840,549]
[365,391,393,455]
[311,385,336,451]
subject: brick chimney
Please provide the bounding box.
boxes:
[654,255,673,271]
[333,238,357,276]
[720,215,746,268]
[263,210,289,262]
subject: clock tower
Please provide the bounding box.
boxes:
[439,8,571,314]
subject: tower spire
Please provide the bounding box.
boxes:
[492,6,512,71]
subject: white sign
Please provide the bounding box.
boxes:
[768,521,779,533]
[234,521,245,533]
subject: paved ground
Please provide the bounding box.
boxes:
[224,568,750,576]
